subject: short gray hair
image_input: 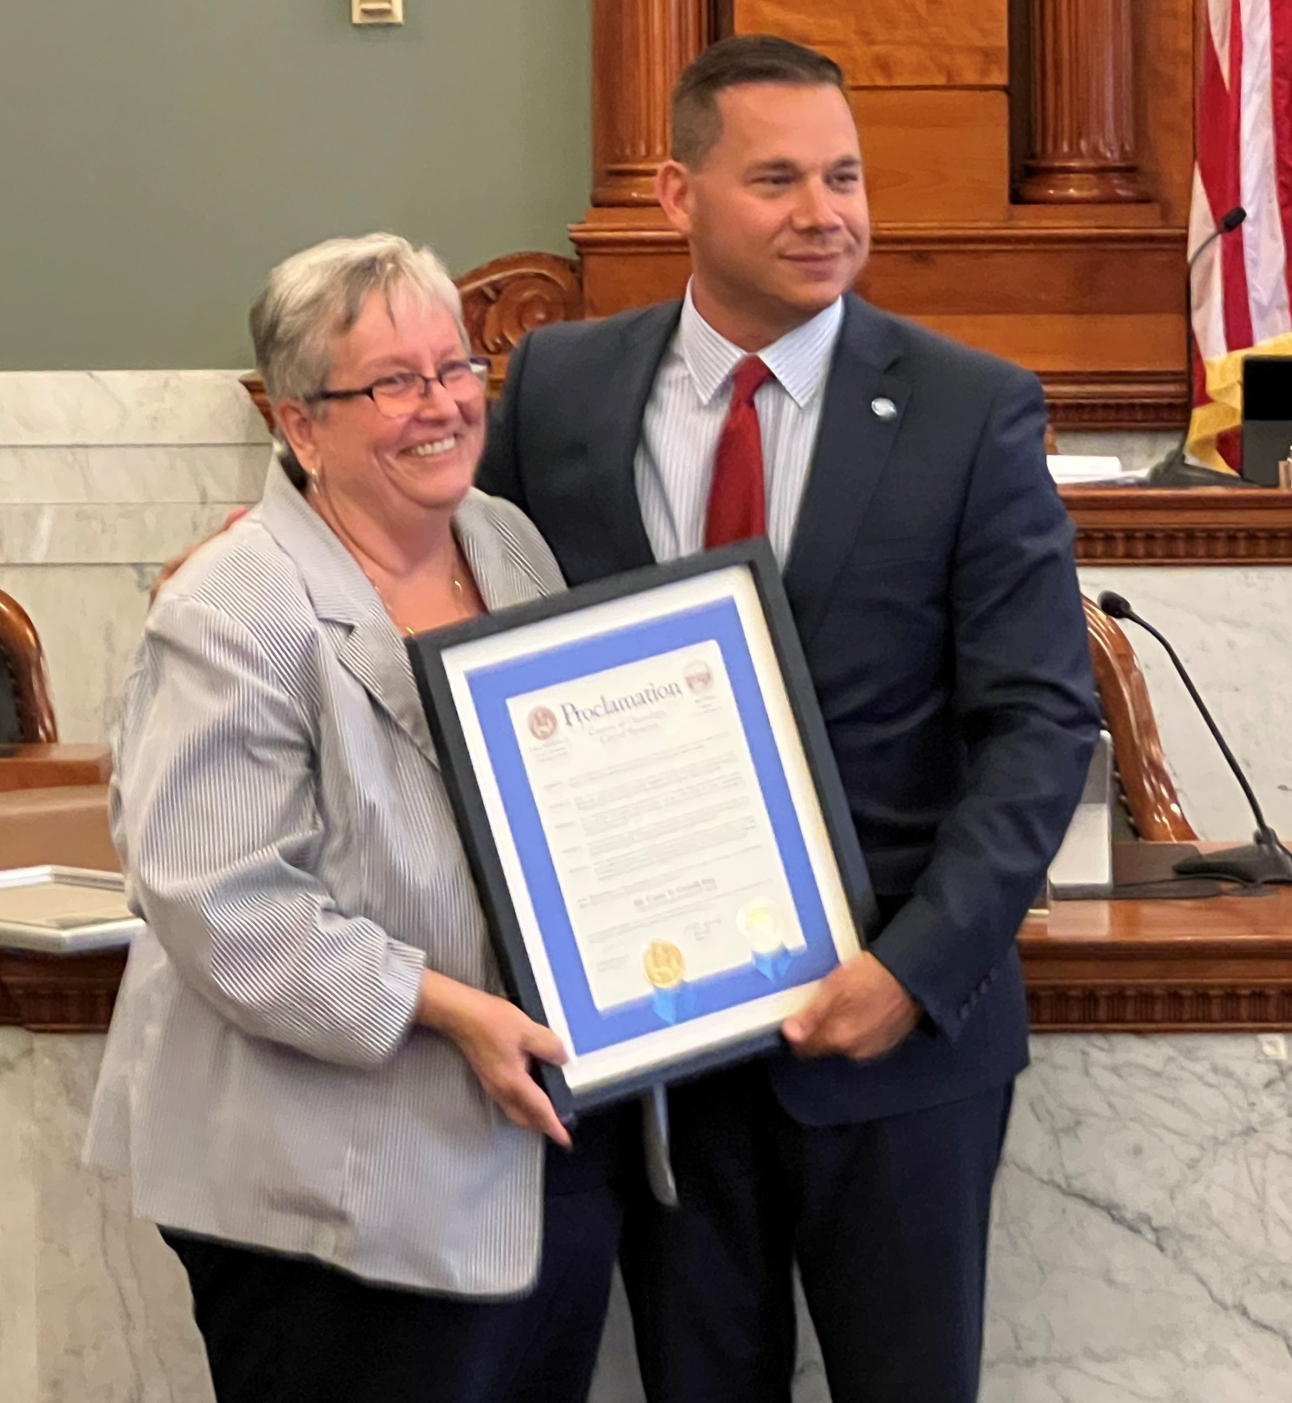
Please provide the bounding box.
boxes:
[249,232,467,405]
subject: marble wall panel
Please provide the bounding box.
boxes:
[0,1029,215,1403]
[6,1030,1289,1401]
[1076,566,1292,840]
[32,1035,216,1403]
[982,1034,1292,1402]
[0,566,155,744]
[0,372,269,448]
[0,1030,37,1403]
[1054,431,1180,477]
[0,371,270,743]
[0,445,269,508]
[1057,430,1292,842]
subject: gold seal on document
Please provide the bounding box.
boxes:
[643,940,686,990]
[737,898,785,957]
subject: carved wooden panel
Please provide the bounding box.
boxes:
[735,0,1009,87]
[454,253,584,395]
[855,91,1010,223]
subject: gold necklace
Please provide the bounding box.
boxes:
[383,571,466,637]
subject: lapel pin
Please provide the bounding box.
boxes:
[871,396,898,421]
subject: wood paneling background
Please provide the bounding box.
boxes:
[567,0,1198,429]
[735,0,1011,88]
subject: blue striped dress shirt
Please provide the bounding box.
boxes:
[635,284,845,566]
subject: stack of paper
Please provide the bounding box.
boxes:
[1046,455,1142,486]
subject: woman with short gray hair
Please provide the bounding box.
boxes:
[85,233,632,1403]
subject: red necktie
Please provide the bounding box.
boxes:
[704,355,775,548]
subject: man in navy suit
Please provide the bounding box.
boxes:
[478,34,1099,1403]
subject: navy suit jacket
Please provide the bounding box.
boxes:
[476,293,1100,1125]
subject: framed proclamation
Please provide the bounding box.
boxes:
[408,540,876,1117]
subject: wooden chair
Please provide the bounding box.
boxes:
[1082,596,1197,841]
[0,590,110,792]
[0,588,58,744]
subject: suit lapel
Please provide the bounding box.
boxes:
[784,295,908,648]
[588,301,682,571]
[333,618,438,767]
[257,463,439,767]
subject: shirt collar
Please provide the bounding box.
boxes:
[677,281,845,409]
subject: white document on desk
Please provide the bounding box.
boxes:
[507,638,805,1013]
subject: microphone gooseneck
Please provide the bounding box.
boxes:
[1146,205,1248,487]
[1097,592,1292,884]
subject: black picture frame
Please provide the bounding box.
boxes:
[407,539,876,1119]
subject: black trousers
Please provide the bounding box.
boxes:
[619,1061,1014,1403]
[164,1110,632,1403]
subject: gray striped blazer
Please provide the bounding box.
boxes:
[84,460,565,1297]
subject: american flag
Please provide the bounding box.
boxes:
[1189,0,1292,471]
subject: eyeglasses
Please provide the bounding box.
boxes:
[308,357,490,417]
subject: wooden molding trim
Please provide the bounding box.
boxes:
[12,857,1291,1036]
[1042,369,1186,430]
[872,224,1183,252]
[1064,486,1292,563]
[569,221,1187,254]
[1022,939,1292,1030]
[10,935,1292,1035]
[0,949,127,1033]
[1026,984,1292,1031]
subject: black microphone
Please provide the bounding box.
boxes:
[1097,591,1292,884]
[1146,205,1248,487]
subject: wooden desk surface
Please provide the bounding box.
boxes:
[1021,874,1292,1032]
[0,743,112,792]
[4,844,1291,1035]
[1023,883,1292,950]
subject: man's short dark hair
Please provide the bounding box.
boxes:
[671,34,848,168]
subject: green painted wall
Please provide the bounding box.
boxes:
[0,2,590,369]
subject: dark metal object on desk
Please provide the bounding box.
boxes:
[1240,355,1292,486]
